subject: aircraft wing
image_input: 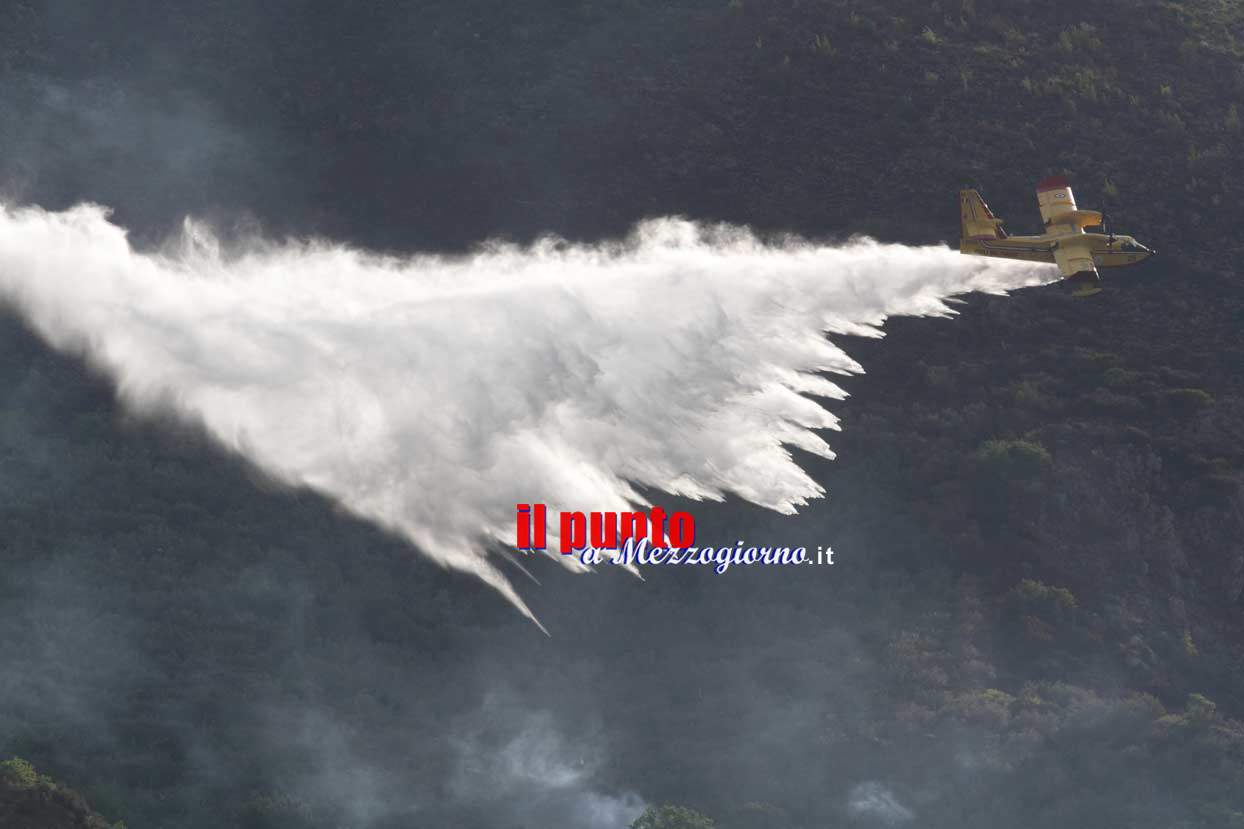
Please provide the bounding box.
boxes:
[1052,240,1094,276]
[1053,240,1101,296]
[1036,175,1103,230]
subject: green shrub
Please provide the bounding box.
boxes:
[1186,693,1217,723]
[1077,349,1121,370]
[1164,387,1213,410]
[1011,380,1047,407]
[975,439,1052,481]
[812,33,836,57]
[947,688,1015,726]
[632,804,717,829]
[1102,367,1139,387]
[1056,23,1102,52]
[1,757,38,789]
[847,12,873,31]
[1008,578,1078,609]
[1122,692,1167,720]
[1158,109,1186,133]
[1184,630,1200,657]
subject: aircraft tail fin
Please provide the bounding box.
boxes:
[960,189,1007,245]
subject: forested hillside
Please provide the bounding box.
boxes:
[1,1,1243,827]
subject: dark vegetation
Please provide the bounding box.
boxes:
[2,0,1244,827]
[1,758,122,829]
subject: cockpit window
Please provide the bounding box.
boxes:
[1120,241,1140,252]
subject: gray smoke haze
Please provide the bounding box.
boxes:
[848,781,915,824]
[0,75,277,242]
[451,698,645,828]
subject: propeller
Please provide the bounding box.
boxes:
[1101,212,1116,245]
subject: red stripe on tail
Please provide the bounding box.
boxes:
[1036,175,1070,192]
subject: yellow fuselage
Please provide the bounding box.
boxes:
[961,231,1153,268]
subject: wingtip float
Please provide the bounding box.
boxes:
[959,176,1156,297]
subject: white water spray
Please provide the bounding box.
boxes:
[0,203,1055,623]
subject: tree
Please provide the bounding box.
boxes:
[0,758,38,790]
[630,804,717,829]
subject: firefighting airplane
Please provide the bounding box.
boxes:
[959,175,1155,297]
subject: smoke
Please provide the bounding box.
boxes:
[451,699,646,829]
[0,76,272,242]
[0,201,1054,623]
[847,781,915,824]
